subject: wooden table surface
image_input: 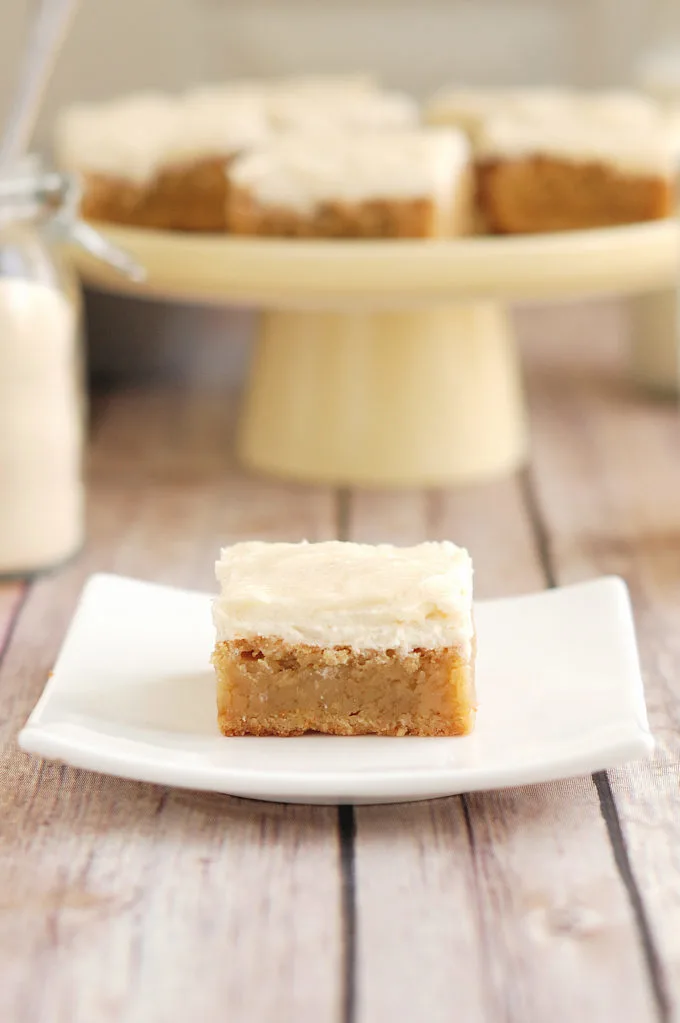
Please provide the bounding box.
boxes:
[1,301,679,1023]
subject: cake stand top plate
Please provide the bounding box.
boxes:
[66,219,680,308]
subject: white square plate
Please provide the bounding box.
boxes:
[19,573,654,805]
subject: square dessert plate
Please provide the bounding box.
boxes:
[19,573,654,805]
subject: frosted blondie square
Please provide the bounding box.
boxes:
[212,540,476,737]
[226,128,473,238]
[475,112,675,233]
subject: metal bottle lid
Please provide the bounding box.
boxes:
[0,165,145,282]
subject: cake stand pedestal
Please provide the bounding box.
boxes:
[628,289,679,394]
[239,303,524,486]
[67,221,680,487]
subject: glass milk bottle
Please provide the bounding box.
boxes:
[0,165,142,576]
[0,169,84,575]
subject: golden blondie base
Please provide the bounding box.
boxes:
[213,637,476,736]
[227,186,449,238]
[80,156,229,231]
[477,156,673,234]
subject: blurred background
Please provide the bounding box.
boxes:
[2,0,679,388]
[4,0,680,129]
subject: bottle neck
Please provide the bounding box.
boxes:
[0,165,144,281]
[0,158,49,228]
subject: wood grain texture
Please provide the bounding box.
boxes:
[522,299,680,1020]
[0,389,341,1023]
[347,478,656,1022]
[0,583,26,655]
[1,299,677,1023]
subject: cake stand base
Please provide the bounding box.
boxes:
[237,302,527,487]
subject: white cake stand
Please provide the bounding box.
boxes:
[67,220,680,487]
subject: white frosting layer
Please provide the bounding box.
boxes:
[54,77,389,184]
[569,90,662,126]
[664,107,680,162]
[426,86,571,133]
[427,87,660,127]
[228,127,469,211]
[477,113,675,176]
[268,90,418,131]
[213,540,474,656]
[164,91,269,164]
[55,93,178,183]
[55,90,269,182]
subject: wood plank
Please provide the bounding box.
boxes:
[347,476,657,1017]
[0,583,26,656]
[522,298,680,1020]
[0,387,342,1023]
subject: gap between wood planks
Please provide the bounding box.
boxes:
[335,472,671,1023]
[336,489,357,1023]
[3,385,670,1023]
[0,584,30,674]
[3,483,670,1023]
[519,468,671,1023]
